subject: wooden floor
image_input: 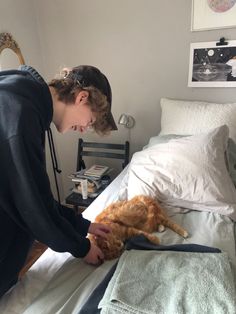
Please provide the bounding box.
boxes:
[18,241,48,279]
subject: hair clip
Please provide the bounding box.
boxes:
[76,80,83,87]
[61,67,72,79]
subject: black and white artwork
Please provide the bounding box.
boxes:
[188,40,236,87]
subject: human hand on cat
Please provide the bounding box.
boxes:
[88,222,111,239]
[83,242,104,265]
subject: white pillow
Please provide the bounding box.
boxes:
[160,98,236,142]
[119,125,236,221]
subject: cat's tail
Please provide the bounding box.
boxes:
[164,219,188,238]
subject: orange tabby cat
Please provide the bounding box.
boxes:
[89,195,188,260]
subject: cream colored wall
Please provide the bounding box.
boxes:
[2,0,236,201]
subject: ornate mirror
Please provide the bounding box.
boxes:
[0,32,25,69]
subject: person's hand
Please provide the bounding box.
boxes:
[83,242,104,265]
[84,223,111,265]
[88,223,111,239]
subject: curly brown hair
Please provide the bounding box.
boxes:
[48,69,112,135]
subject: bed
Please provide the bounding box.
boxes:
[1,98,236,314]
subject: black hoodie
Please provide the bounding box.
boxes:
[0,66,91,296]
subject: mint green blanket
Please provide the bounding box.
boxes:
[99,250,236,314]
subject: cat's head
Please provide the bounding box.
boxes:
[89,234,124,260]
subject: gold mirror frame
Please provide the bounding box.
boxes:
[0,32,25,65]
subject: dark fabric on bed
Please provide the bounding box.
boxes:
[125,235,222,252]
[78,262,118,314]
[78,235,221,314]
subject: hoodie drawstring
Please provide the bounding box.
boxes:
[47,128,62,204]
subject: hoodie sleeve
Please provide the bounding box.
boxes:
[57,201,91,237]
[1,134,91,258]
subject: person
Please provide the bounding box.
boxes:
[0,64,117,298]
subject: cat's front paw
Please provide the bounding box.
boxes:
[147,234,160,245]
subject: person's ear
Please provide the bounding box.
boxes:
[75,90,89,105]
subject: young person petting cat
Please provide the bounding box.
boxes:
[0,65,116,298]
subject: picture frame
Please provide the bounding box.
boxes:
[188,40,236,87]
[191,0,236,31]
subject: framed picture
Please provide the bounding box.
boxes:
[188,40,236,87]
[191,0,236,31]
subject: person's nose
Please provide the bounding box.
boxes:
[72,125,86,132]
[79,126,86,133]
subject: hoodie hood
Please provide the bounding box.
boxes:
[0,65,53,131]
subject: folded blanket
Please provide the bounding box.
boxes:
[99,250,236,314]
[79,240,221,314]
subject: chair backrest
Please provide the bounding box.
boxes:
[76,138,130,171]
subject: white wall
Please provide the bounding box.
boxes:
[2,0,236,200]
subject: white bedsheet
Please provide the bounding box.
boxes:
[0,168,235,314]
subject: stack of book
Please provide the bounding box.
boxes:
[84,164,109,179]
[68,164,112,198]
